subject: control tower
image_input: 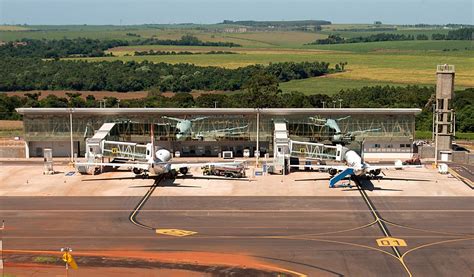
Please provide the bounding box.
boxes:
[434,64,455,163]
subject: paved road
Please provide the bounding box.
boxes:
[0,193,473,276]
[448,162,474,188]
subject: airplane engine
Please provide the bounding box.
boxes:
[329,168,338,176]
[156,149,172,162]
[370,169,381,176]
[179,167,189,175]
[133,168,143,175]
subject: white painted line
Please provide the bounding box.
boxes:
[0,209,472,213]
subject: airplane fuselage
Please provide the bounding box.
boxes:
[328,150,381,178]
[175,120,192,140]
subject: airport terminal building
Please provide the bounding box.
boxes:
[16,108,421,159]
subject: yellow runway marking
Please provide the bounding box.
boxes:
[448,167,473,186]
[282,236,398,259]
[382,219,471,237]
[289,220,378,238]
[376,237,407,247]
[156,229,197,237]
[401,237,474,258]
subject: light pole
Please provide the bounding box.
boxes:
[256,109,260,168]
[69,108,74,163]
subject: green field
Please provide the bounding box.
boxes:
[320,28,451,39]
[78,46,474,89]
[3,23,473,95]
[304,40,472,52]
[279,76,427,95]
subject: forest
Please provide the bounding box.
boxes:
[0,59,336,92]
[0,35,240,58]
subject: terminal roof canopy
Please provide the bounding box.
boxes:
[16,108,422,116]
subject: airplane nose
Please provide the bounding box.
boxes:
[156,149,172,162]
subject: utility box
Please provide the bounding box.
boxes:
[43,148,54,175]
[440,151,452,162]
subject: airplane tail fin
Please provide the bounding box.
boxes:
[329,168,354,188]
[151,123,156,160]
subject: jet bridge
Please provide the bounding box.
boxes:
[79,122,150,174]
[271,121,343,174]
[289,140,343,161]
[85,122,147,162]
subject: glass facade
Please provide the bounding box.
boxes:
[20,108,417,157]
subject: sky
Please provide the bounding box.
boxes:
[0,0,472,25]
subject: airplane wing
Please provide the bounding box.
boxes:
[170,161,245,170]
[336,116,351,121]
[366,164,422,170]
[190,116,208,122]
[201,125,249,135]
[75,162,151,170]
[289,164,349,171]
[161,116,183,122]
[308,117,326,125]
[348,128,381,136]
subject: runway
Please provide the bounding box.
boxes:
[1,191,473,276]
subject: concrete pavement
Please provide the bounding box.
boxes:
[0,195,472,276]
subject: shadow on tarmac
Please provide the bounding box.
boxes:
[349,177,403,192]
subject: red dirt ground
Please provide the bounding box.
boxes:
[3,90,225,100]
[5,263,208,277]
[4,250,300,276]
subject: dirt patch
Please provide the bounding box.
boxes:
[162,90,227,98]
[0,120,23,130]
[3,90,149,100]
[4,251,292,276]
[6,264,208,277]
[3,90,227,100]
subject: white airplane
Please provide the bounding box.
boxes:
[298,148,422,187]
[162,116,248,141]
[309,116,380,144]
[162,116,208,140]
[76,125,242,178]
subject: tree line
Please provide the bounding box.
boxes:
[0,35,241,58]
[311,28,473,44]
[431,28,473,40]
[133,50,237,56]
[0,58,336,92]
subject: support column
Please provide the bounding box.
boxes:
[434,64,455,164]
